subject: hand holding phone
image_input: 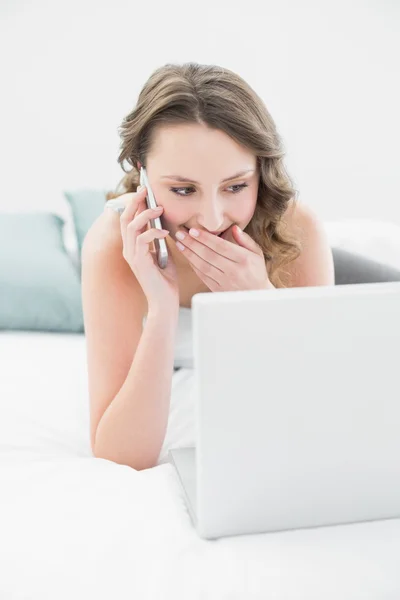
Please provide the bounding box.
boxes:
[113,168,179,312]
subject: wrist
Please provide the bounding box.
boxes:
[146,302,180,323]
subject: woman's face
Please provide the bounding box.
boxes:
[141,122,260,270]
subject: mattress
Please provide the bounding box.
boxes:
[0,330,399,599]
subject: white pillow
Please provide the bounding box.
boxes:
[324,219,400,269]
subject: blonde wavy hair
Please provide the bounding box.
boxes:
[106,62,302,287]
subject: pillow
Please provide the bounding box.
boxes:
[0,213,84,332]
[63,188,108,256]
[324,219,400,271]
[332,247,400,285]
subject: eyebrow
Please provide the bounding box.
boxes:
[160,169,255,184]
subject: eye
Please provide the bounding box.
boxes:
[229,183,249,194]
[169,186,195,197]
[169,183,249,197]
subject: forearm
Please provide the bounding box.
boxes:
[93,307,180,470]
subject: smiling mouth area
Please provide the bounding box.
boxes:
[184,227,226,236]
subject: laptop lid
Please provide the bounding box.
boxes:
[191,282,400,539]
[168,447,197,525]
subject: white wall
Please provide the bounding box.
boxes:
[1,0,399,229]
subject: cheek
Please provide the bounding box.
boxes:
[234,195,257,224]
[157,198,189,227]
[152,188,182,224]
[160,206,188,230]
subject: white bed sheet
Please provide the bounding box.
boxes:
[1,330,400,600]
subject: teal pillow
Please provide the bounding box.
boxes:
[63,188,107,256]
[0,213,84,332]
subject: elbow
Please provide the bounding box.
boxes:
[91,422,160,470]
[92,439,158,471]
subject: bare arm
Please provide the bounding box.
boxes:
[81,210,180,470]
[93,309,179,470]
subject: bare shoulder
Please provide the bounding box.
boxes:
[280,199,335,287]
[281,198,319,237]
[82,205,124,260]
[81,207,147,311]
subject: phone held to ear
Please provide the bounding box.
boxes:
[140,166,169,269]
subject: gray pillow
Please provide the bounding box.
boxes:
[0,213,84,332]
[63,188,107,256]
[332,247,400,285]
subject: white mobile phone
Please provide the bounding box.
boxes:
[140,166,169,269]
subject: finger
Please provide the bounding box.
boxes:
[134,197,147,219]
[124,207,164,259]
[137,228,169,247]
[119,187,148,245]
[128,206,164,234]
[134,198,152,248]
[114,188,146,220]
[176,235,228,274]
[135,228,169,261]
[181,244,224,280]
[189,263,220,291]
[187,228,245,262]
[123,205,163,252]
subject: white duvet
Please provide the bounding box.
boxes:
[1,330,400,600]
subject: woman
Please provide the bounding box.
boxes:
[81,62,334,471]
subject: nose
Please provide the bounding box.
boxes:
[196,198,225,233]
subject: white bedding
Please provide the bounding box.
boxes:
[1,330,400,599]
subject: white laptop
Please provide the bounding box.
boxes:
[168,281,400,540]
